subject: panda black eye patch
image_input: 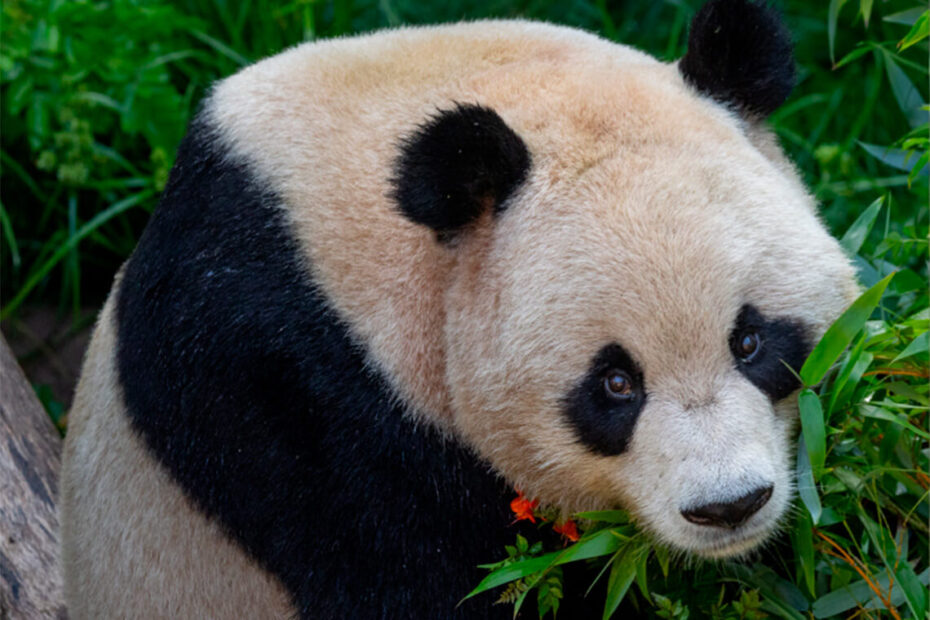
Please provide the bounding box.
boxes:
[562,343,646,456]
[729,304,810,401]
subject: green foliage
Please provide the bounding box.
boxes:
[1,0,927,617]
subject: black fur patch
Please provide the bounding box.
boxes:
[116,116,551,618]
[729,304,809,400]
[562,344,647,456]
[679,0,795,118]
[390,103,531,239]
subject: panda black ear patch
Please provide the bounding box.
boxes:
[391,103,531,239]
[679,0,795,118]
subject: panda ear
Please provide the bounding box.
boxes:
[679,0,795,118]
[391,103,531,240]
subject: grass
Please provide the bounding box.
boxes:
[1,0,927,617]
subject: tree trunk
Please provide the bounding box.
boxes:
[0,332,66,619]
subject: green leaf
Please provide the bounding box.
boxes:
[831,351,873,416]
[828,0,847,65]
[812,568,930,617]
[799,390,826,479]
[894,561,929,620]
[465,554,558,600]
[859,142,929,176]
[654,545,670,578]
[1,190,155,320]
[833,43,874,69]
[859,0,873,27]
[0,202,20,271]
[859,405,930,440]
[833,466,865,493]
[464,529,623,601]
[634,549,651,602]
[885,381,930,406]
[800,273,895,386]
[793,509,815,597]
[839,197,883,255]
[602,550,637,620]
[552,529,626,564]
[796,437,821,524]
[188,29,251,67]
[908,148,930,185]
[826,330,870,416]
[726,564,808,619]
[881,50,928,128]
[574,510,630,523]
[898,9,929,50]
[884,7,926,25]
[891,331,929,362]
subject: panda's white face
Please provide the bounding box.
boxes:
[443,98,858,557]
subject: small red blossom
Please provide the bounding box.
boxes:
[553,519,580,542]
[510,490,540,523]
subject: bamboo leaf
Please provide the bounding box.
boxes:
[465,554,558,600]
[602,550,637,620]
[727,563,808,619]
[794,509,815,597]
[884,7,926,25]
[812,568,930,617]
[859,0,873,27]
[464,529,623,601]
[895,562,928,620]
[881,50,928,127]
[839,196,883,255]
[828,0,847,65]
[859,142,929,176]
[574,510,630,523]
[897,9,929,50]
[859,405,930,440]
[834,43,874,68]
[800,273,894,386]
[796,437,821,524]
[891,331,929,362]
[799,390,826,479]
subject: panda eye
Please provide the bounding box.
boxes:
[563,343,646,456]
[730,305,810,401]
[603,369,634,401]
[733,329,762,362]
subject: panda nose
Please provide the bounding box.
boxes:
[680,485,773,529]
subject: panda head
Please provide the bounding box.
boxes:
[391,0,858,559]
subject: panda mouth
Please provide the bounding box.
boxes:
[683,519,777,559]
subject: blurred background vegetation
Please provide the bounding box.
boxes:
[0,0,926,618]
[0,0,926,327]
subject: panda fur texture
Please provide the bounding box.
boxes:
[60,1,860,618]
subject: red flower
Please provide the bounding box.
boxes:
[553,519,580,542]
[510,490,539,523]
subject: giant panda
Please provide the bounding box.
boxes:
[60,0,860,617]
